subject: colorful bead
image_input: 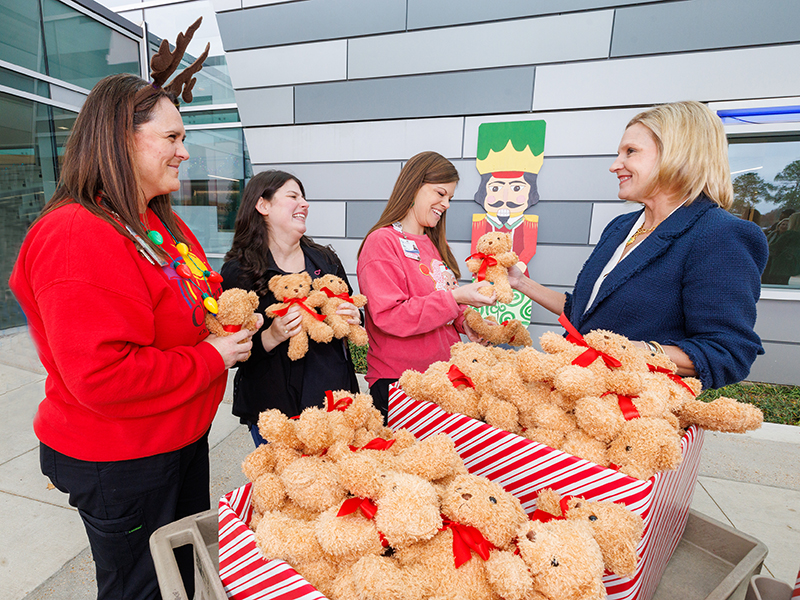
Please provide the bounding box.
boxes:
[207,271,223,283]
[176,242,189,256]
[176,264,192,279]
[203,295,219,314]
[147,230,163,245]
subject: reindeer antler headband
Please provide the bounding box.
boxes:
[135,17,210,106]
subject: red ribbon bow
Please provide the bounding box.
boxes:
[325,390,353,412]
[441,517,496,568]
[467,252,498,282]
[447,364,475,389]
[500,320,516,344]
[558,313,622,369]
[530,495,578,522]
[647,364,697,396]
[349,437,396,452]
[272,297,326,321]
[602,392,641,420]
[320,287,353,302]
[337,497,378,519]
[221,324,242,333]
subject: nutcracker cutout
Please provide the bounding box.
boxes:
[471,120,545,325]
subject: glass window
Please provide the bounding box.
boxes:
[728,137,800,288]
[0,0,46,74]
[0,92,76,328]
[173,128,251,259]
[0,66,50,98]
[42,0,140,90]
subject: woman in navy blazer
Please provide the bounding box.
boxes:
[509,101,768,390]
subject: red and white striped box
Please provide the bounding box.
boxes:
[388,384,704,600]
[793,567,800,598]
[218,484,329,600]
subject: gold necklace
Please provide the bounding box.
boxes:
[624,223,657,248]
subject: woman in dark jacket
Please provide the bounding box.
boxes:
[509,101,768,390]
[221,170,360,445]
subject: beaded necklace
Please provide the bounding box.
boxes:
[141,210,222,315]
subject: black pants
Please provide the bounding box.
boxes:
[40,433,211,600]
[369,378,397,424]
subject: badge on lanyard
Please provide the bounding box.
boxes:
[399,237,420,261]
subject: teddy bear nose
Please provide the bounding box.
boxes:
[461,493,472,501]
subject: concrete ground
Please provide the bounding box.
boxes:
[0,329,798,599]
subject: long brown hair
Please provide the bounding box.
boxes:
[358,151,461,277]
[224,170,337,295]
[35,73,188,258]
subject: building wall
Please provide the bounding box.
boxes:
[213,0,800,385]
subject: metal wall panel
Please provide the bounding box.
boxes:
[294,67,536,124]
[253,162,401,200]
[533,44,800,110]
[305,201,346,238]
[216,0,405,51]
[527,244,594,287]
[754,299,800,345]
[749,342,800,386]
[233,87,293,127]
[243,118,465,164]
[348,11,613,79]
[611,0,800,57]
[225,40,347,89]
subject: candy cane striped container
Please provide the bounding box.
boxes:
[388,383,704,600]
[218,484,329,600]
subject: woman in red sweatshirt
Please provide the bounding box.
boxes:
[357,151,496,419]
[9,71,257,599]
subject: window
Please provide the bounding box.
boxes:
[728,136,800,288]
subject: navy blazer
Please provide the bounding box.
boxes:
[564,196,768,390]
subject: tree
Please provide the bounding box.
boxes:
[773,159,800,210]
[731,172,774,217]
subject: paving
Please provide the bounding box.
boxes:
[0,329,798,599]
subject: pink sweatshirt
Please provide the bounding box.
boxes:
[357,226,465,385]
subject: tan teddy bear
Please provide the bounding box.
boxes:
[466,231,518,303]
[349,472,533,600]
[204,287,260,361]
[606,417,684,480]
[463,307,533,347]
[311,273,369,346]
[266,272,334,360]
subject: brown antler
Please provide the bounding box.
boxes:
[135,17,208,105]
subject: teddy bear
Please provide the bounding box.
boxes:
[466,231,518,303]
[463,307,533,347]
[533,488,644,577]
[675,396,763,433]
[266,272,334,360]
[348,472,534,600]
[606,417,684,480]
[515,518,607,600]
[311,273,369,346]
[204,287,261,360]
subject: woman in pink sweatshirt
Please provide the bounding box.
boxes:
[357,151,495,419]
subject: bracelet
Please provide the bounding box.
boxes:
[649,341,666,354]
[643,341,658,353]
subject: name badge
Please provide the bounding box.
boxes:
[399,237,420,260]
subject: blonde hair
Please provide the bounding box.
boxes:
[627,100,733,209]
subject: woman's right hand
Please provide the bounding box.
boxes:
[204,329,255,369]
[262,305,303,351]
[452,281,496,307]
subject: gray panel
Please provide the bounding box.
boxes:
[537,157,621,202]
[754,299,800,344]
[535,202,592,245]
[295,67,536,124]
[527,244,592,287]
[612,0,800,57]
[216,0,406,51]
[444,201,479,243]
[225,41,347,89]
[233,87,293,127]
[346,201,388,239]
[748,342,800,386]
[348,11,612,79]
[408,0,661,30]
[253,162,401,200]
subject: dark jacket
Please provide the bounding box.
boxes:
[221,242,359,424]
[564,196,768,390]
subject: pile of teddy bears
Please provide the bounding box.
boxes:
[400,327,763,480]
[242,389,645,600]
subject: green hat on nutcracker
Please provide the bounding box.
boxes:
[474,120,546,211]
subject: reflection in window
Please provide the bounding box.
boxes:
[0,93,76,328]
[42,0,139,90]
[173,128,251,257]
[728,137,800,288]
[0,0,46,74]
